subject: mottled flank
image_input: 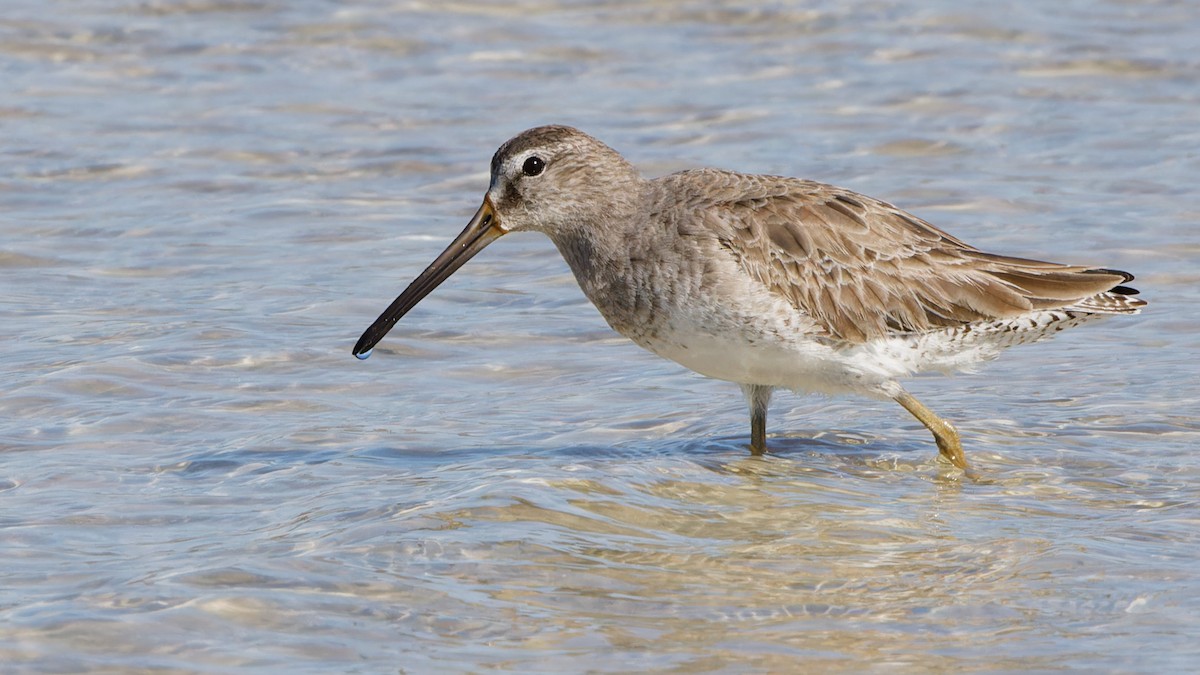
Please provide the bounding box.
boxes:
[355,125,1144,470]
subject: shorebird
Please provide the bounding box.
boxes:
[353,125,1144,469]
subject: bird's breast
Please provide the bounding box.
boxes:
[550,224,889,393]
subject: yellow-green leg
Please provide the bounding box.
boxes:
[893,390,968,469]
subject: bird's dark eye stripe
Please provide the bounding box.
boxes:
[522,156,545,177]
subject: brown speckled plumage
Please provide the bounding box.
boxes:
[354,125,1145,471]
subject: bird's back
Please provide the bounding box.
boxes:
[651,168,1145,346]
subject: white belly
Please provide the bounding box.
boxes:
[638,308,1101,397]
[649,332,860,394]
[629,295,895,396]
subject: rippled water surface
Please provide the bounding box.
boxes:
[3,1,1198,672]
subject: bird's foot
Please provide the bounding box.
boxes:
[935,427,968,470]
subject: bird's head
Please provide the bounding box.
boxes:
[352,125,640,358]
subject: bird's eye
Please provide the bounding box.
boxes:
[522,156,545,177]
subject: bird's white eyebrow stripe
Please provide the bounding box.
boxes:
[509,148,545,170]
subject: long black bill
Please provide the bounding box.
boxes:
[352,198,504,358]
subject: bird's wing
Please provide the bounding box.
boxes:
[665,170,1136,343]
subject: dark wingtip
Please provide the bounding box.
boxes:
[1086,267,1135,283]
[1083,267,1140,295]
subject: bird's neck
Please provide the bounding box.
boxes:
[546,186,654,285]
[544,184,673,340]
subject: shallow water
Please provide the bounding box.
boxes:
[2,1,1198,672]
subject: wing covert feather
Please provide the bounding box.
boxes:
[658,170,1136,343]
